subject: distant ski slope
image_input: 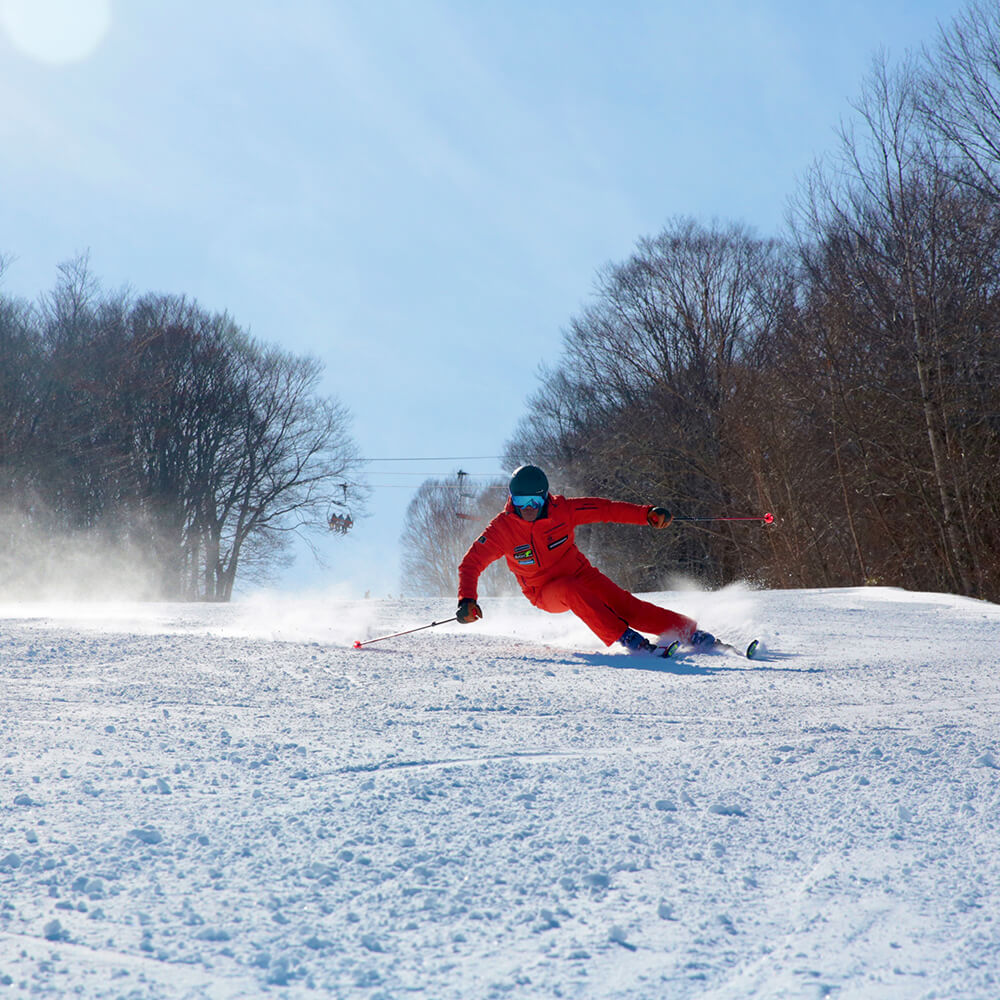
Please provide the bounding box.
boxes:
[0,586,998,998]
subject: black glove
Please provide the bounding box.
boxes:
[456,598,483,624]
[647,506,672,529]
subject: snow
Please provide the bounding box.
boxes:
[1,584,998,998]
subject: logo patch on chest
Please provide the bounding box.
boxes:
[512,544,536,566]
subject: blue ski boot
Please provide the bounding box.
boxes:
[688,629,717,649]
[618,627,657,655]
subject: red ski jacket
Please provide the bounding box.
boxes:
[457,494,652,603]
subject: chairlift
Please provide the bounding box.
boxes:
[328,484,354,535]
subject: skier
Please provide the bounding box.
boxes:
[456,465,716,655]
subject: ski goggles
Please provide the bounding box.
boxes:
[511,494,546,510]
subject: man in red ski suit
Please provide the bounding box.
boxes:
[456,465,711,654]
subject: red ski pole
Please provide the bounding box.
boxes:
[672,512,774,524]
[352,616,459,649]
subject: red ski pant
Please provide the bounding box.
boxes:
[530,564,696,647]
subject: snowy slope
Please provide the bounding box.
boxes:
[1,585,998,998]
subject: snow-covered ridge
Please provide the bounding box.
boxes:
[1,586,998,997]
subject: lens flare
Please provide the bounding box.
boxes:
[0,0,111,65]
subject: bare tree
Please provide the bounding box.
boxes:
[400,474,513,597]
[794,53,1000,596]
[124,296,366,600]
[201,342,363,600]
[921,0,1000,199]
[0,283,39,484]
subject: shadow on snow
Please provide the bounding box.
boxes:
[570,649,815,676]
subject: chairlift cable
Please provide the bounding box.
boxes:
[361,455,503,462]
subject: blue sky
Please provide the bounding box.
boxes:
[0,0,968,598]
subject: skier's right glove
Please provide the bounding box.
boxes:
[456,598,483,624]
[647,506,673,529]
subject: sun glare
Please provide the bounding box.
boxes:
[0,0,111,65]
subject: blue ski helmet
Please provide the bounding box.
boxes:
[509,464,549,499]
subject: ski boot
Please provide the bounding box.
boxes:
[618,627,658,655]
[688,629,717,649]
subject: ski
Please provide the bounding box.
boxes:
[716,638,759,659]
[665,637,760,659]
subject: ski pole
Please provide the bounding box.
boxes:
[352,616,459,649]
[672,512,775,524]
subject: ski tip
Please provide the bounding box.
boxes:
[661,639,681,659]
[352,640,363,649]
[746,639,759,659]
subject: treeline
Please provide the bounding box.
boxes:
[506,7,1000,600]
[404,1,1000,600]
[0,256,363,600]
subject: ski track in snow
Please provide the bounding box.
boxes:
[0,585,998,998]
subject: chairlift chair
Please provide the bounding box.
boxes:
[328,484,354,534]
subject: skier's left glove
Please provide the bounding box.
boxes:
[647,506,672,529]
[456,598,483,624]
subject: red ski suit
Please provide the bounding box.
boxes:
[458,494,696,646]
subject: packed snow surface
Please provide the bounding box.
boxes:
[1,584,999,998]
